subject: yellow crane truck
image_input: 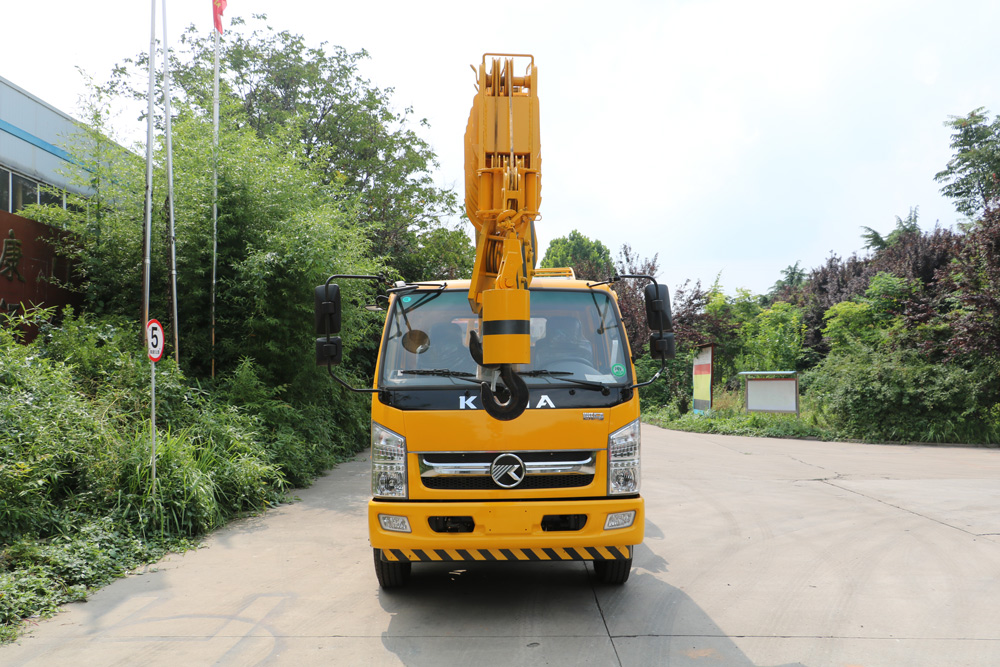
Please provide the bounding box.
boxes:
[314,54,674,588]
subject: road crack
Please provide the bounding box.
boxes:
[819,479,983,538]
[589,565,624,667]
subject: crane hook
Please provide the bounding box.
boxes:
[469,331,530,421]
[481,364,529,421]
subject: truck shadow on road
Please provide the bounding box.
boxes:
[376,531,804,667]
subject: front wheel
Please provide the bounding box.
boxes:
[373,549,411,589]
[593,557,632,585]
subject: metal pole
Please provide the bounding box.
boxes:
[150,360,157,490]
[162,0,180,364]
[211,28,220,378]
[142,0,157,329]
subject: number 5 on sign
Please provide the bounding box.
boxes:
[146,319,165,363]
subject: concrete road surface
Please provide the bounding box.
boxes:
[3,426,999,666]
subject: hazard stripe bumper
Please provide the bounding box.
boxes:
[369,498,644,557]
[380,545,632,563]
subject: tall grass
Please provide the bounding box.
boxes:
[1,309,358,642]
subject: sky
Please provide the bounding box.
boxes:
[3,0,997,295]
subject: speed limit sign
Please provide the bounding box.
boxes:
[146,319,165,363]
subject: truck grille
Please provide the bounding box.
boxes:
[418,450,597,491]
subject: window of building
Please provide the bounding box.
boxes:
[39,187,64,208]
[0,168,9,213]
[12,173,38,213]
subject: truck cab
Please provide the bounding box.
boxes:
[366,273,650,587]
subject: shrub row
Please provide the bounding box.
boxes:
[1,309,365,642]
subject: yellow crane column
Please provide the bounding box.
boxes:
[465,54,541,370]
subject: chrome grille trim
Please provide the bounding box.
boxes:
[418,451,597,478]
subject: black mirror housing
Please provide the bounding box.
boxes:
[315,284,342,335]
[644,283,672,331]
[316,336,343,366]
[649,332,675,360]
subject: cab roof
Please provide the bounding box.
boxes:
[411,268,613,293]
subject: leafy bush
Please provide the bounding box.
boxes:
[1,310,350,641]
[1,318,112,542]
[804,348,999,444]
[215,357,368,487]
[646,389,830,441]
[635,352,695,414]
[736,301,806,373]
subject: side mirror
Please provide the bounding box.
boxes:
[649,332,675,360]
[315,284,342,335]
[315,284,342,366]
[316,336,343,366]
[644,284,672,331]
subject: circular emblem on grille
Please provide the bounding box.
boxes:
[490,453,526,488]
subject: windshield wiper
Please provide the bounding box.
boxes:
[518,370,611,394]
[399,369,480,383]
[400,369,612,394]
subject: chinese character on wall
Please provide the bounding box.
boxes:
[0,229,25,283]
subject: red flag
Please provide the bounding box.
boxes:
[213,0,227,34]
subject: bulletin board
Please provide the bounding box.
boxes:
[745,377,799,415]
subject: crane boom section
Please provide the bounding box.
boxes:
[465,54,540,365]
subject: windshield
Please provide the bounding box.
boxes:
[378,289,632,388]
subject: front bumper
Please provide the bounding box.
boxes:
[369,496,643,562]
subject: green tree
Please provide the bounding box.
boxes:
[821,300,878,353]
[934,108,1000,220]
[403,226,475,282]
[540,230,613,280]
[767,261,806,300]
[104,16,460,281]
[35,81,383,393]
[861,207,921,252]
[864,271,913,318]
[819,272,912,355]
[737,302,805,372]
[695,278,760,387]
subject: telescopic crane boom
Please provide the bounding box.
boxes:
[464,54,541,420]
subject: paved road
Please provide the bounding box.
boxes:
[3,426,1000,666]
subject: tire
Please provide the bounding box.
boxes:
[593,557,632,585]
[373,548,411,589]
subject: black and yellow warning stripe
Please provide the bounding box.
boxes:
[481,289,531,365]
[380,545,632,563]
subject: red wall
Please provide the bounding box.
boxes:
[0,209,82,323]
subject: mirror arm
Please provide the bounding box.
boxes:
[614,273,659,288]
[628,356,666,390]
[325,364,381,394]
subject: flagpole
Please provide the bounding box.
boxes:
[142,0,156,331]
[144,0,158,490]
[162,0,180,364]
[211,25,220,378]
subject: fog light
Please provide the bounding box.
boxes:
[604,510,636,530]
[378,514,412,533]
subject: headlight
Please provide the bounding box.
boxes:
[372,423,407,498]
[608,419,640,495]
